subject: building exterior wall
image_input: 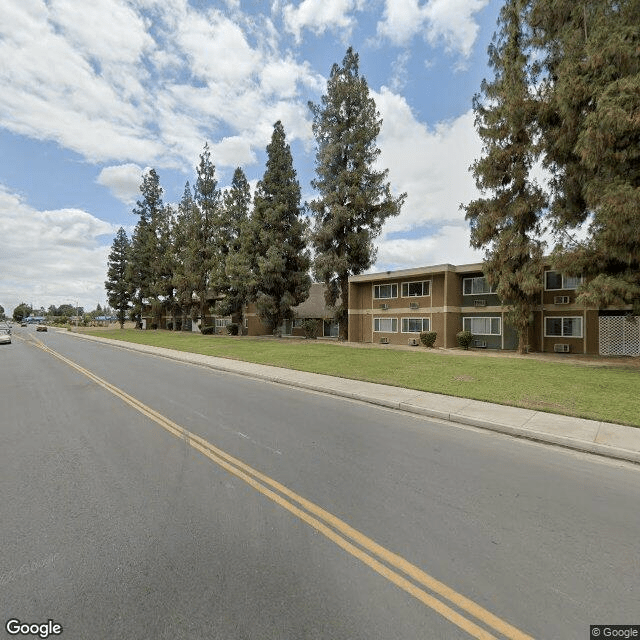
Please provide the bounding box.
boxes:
[348,262,633,355]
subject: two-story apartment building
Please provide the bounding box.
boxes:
[348,262,639,356]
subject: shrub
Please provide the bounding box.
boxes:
[456,330,473,350]
[227,322,239,336]
[420,331,437,347]
[302,319,320,339]
[167,322,173,331]
[200,325,215,335]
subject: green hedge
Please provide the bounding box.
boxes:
[420,331,437,347]
[456,330,473,350]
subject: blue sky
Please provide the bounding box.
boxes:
[0,0,504,315]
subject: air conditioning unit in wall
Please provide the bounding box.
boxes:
[380,303,389,310]
[554,296,570,304]
[409,302,419,309]
[474,299,487,307]
[408,338,419,346]
[554,343,570,353]
[473,339,487,348]
[380,337,390,344]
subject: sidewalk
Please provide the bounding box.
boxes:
[68,332,640,465]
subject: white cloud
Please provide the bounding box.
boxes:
[282,0,360,42]
[374,88,482,232]
[0,1,162,164]
[175,9,260,85]
[0,0,323,174]
[96,164,147,204]
[366,87,486,270]
[0,185,115,315]
[377,0,489,57]
[423,0,490,57]
[375,224,483,270]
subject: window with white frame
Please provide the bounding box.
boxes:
[373,317,398,332]
[401,281,431,297]
[545,317,583,337]
[463,276,494,295]
[402,317,430,333]
[545,270,583,290]
[215,317,231,328]
[373,283,398,299]
[463,316,501,335]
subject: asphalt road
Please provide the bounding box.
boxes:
[2,326,639,639]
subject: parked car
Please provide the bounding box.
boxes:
[0,323,11,344]
[36,324,48,332]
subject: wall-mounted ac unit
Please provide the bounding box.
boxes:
[554,343,570,353]
[474,299,487,307]
[409,302,419,309]
[407,337,419,346]
[473,339,487,348]
[554,296,570,304]
[380,337,389,344]
[380,303,389,310]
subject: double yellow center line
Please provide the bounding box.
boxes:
[29,337,534,640]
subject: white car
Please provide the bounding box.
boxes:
[0,323,11,344]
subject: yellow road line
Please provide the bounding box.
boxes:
[30,339,535,640]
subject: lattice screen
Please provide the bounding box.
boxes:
[599,315,640,356]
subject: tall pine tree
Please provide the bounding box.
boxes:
[244,121,311,333]
[464,0,547,353]
[128,169,165,328]
[173,182,199,330]
[216,167,251,320]
[104,227,131,329]
[309,47,405,339]
[192,143,221,324]
[530,0,640,313]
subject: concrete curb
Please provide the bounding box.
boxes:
[62,331,640,465]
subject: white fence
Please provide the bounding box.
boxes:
[599,315,640,356]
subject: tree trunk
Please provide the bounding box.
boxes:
[517,322,529,355]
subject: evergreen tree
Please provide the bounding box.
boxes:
[530,0,640,313]
[243,121,311,333]
[192,143,221,325]
[105,227,131,328]
[216,167,251,320]
[154,202,177,328]
[173,182,199,330]
[309,47,406,339]
[128,169,165,328]
[464,0,547,353]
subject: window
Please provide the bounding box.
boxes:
[401,281,431,297]
[373,284,398,299]
[463,277,494,295]
[402,318,430,333]
[463,317,501,335]
[215,317,231,328]
[545,271,582,290]
[293,318,305,328]
[373,317,398,332]
[545,317,583,337]
[323,320,339,337]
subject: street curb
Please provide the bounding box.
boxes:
[62,331,640,465]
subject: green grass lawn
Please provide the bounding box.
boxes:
[81,329,640,427]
